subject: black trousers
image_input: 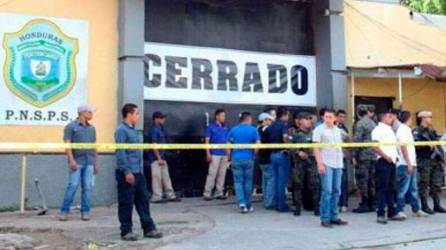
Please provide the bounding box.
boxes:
[116,170,156,236]
[375,159,396,217]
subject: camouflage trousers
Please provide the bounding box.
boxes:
[355,159,376,200]
[292,159,320,210]
[417,159,445,199]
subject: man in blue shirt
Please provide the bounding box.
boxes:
[266,106,291,212]
[59,104,97,222]
[148,112,179,203]
[203,109,230,200]
[315,108,326,127]
[227,112,260,213]
[115,103,162,241]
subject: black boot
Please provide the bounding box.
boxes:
[294,206,301,216]
[421,197,435,215]
[313,196,320,216]
[433,195,446,213]
[353,196,370,213]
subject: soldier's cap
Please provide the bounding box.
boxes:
[152,111,167,119]
[77,104,96,113]
[417,111,432,118]
[258,112,274,122]
[367,106,375,112]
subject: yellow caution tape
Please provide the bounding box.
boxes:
[0,141,446,152]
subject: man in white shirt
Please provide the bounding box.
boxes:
[371,111,399,224]
[313,109,348,228]
[394,111,428,220]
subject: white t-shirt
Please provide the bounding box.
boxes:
[396,124,417,166]
[441,132,446,154]
[371,122,399,164]
[312,123,344,169]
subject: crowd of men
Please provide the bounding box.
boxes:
[56,103,446,241]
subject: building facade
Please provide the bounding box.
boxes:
[4,0,444,209]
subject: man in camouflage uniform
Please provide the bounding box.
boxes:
[289,112,320,216]
[353,106,377,213]
[413,111,446,214]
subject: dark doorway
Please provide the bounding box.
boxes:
[354,96,394,120]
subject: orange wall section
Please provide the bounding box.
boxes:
[348,77,446,133]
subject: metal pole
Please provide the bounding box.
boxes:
[398,72,403,109]
[20,154,27,213]
[351,71,356,127]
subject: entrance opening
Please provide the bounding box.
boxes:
[354,96,394,120]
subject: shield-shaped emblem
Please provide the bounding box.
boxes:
[2,19,78,108]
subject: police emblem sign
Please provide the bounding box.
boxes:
[0,13,88,125]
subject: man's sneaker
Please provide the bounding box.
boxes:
[340,206,348,213]
[247,205,254,213]
[422,207,435,215]
[321,221,333,228]
[121,232,138,241]
[58,214,68,222]
[390,212,406,221]
[144,229,163,239]
[168,197,182,202]
[413,210,429,217]
[203,196,213,201]
[151,199,167,204]
[330,218,348,226]
[81,213,91,221]
[239,205,248,214]
[377,216,388,224]
[216,195,227,200]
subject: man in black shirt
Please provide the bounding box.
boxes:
[266,107,291,212]
[258,113,274,208]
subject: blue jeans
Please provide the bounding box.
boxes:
[60,164,94,214]
[396,165,421,213]
[339,159,349,207]
[232,159,254,207]
[270,152,291,210]
[320,166,342,223]
[261,164,276,208]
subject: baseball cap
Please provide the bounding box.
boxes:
[417,111,432,118]
[77,104,96,113]
[258,112,273,122]
[152,111,166,120]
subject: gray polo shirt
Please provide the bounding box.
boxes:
[63,119,97,165]
[312,123,344,169]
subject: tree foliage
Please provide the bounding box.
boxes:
[401,0,446,15]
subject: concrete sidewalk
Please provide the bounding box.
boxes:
[1,196,446,249]
[161,197,446,250]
